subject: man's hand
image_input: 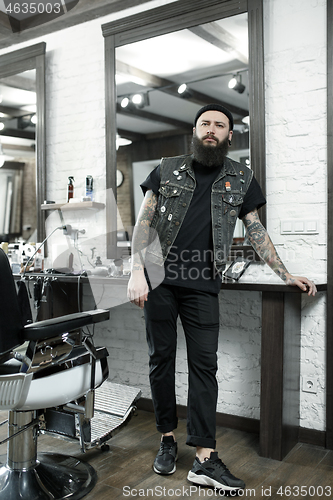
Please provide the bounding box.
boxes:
[285,274,317,296]
[127,270,149,309]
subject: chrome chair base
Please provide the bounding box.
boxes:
[0,453,97,500]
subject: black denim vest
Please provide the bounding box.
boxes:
[147,154,253,274]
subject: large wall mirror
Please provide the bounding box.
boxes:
[0,42,46,244]
[102,0,265,258]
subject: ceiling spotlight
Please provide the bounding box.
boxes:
[0,122,4,131]
[121,97,130,108]
[132,93,143,106]
[131,92,149,108]
[116,134,132,150]
[228,75,245,94]
[177,83,192,99]
[30,114,37,125]
[178,83,187,95]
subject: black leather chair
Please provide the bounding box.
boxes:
[0,248,110,499]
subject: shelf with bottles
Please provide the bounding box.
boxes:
[41,201,105,211]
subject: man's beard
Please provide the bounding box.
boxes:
[191,134,230,167]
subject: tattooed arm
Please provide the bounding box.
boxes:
[127,189,158,308]
[242,209,317,296]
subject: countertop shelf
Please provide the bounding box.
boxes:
[41,201,105,211]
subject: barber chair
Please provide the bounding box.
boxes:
[0,248,110,499]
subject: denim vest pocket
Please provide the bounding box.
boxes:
[223,193,244,223]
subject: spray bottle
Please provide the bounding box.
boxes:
[67,176,74,202]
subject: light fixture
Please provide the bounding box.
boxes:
[18,114,37,129]
[116,134,132,150]
[119,93,150,109]
[121,97,130,108]
[132,93,143,106]
[177,83,192,99]
[0,140,14,167]
[131,92,150,108]
[242,115,250,125]
[228,74,246,94]
[0,122,4,131]
[177,83,187,94]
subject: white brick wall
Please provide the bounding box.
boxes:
[264,0,327,431]
[1,0,327,431]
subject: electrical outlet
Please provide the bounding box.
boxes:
[281,220,318,235]
[302,376,317,394]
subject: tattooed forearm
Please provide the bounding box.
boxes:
[131,191,158,271]
[243,209,290,282]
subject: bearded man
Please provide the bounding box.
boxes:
[127,104,316,493]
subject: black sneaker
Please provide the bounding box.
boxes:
[187,451,245,492]
[153,435,178,475]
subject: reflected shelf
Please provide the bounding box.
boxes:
[41,201,105,211]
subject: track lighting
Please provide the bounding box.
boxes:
[119,92,150,109]
[228,74,245,94]
[132,92,150,108]
[177,83,187,94]
[177,83,192,99]
[120,92,149,108]
[121,97,130,108]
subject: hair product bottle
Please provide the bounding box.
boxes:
[86,175,93,200]
[68,176,74,202]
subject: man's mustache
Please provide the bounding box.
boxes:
[203,135,218,142]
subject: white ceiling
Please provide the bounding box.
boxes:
[115,12,249,138]
[0,69,36,160]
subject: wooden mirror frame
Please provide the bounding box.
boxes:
[0,42,46,243]
[102,0,266,259]
[326,0,333,450]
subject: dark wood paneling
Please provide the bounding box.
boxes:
[130,135,189,163]
[326,0,333,450]
[260,291,284,459]
[282,293,301,458]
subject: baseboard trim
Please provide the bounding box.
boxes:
[298,427,326,447]
[136,398,326,448]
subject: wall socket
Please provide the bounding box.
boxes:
[281,219,318,235]
[302,376,317,394]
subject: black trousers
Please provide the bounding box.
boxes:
[144,284,219,449]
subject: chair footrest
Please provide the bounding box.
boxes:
[43,381,141,449]
[89,381,141,447]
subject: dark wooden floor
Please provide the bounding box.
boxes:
[0,409,333,499]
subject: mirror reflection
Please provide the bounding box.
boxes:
[0,69,37,243]
[115,13,249,244]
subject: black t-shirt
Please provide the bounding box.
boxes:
[140,160,266,294]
